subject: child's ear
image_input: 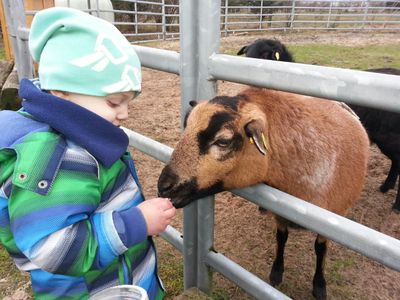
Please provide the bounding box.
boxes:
[50,90,69,98]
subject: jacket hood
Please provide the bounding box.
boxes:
[15,78,129,167]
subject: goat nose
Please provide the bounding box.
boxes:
[157,166,178,196]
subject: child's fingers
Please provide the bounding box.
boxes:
[164,206,176,219]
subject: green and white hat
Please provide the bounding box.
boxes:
[29,7,141,96]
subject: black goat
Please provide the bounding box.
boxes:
[237,39,400,212]
[349,68,400,211]
[237,39,294,62]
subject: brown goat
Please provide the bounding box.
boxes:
[158,87,369,300]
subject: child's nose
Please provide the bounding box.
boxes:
[117,104,129,120]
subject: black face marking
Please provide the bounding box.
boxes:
[197,112,235,155]
[210,96,241,112]
[158,164,224,208]
[166,177,224,208]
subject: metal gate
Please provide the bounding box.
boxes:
[3,1,400,299]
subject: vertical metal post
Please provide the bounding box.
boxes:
[362,0,370,29]
[224,0,229,37]
[94,0,100,17]
[179,0,220,293]
[259,0,264,30]
[162,0,166,40]
[327,1,333,28]
[2,0,34,81]
[134,0,138,35]
[290,0,296,29]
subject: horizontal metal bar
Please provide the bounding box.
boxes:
[233,185,400,271]
[160,225,183,253]
[205,251,292,300]
[131,46,180,74]
[209,54,400,112]
[122,127,173,163]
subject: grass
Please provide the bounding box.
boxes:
[223,43,400,71]
[291,44,400,70]
[0,48,5,60]
[1,39,400,299]
[0,245,31,298]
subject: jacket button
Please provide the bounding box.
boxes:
[18,173,28,181]
[38,180,48,189]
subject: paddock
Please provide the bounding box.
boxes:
[2,1,400,299]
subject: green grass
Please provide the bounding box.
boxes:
[291,44,400,70]
[224,43,400,71]
[0,245,31,298]
[0,48,5,60]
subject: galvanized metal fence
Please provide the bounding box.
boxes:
[21,0,400,44]
[3,0,400,299]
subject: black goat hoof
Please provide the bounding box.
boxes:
[380,181,395,193]
[392,206,400,214]
[269,268,283,286]
[312,286,327,300]
[379,185,390,193]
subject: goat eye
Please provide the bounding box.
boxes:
[215,139,232,148]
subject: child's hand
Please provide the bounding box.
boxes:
[137,197,176,236]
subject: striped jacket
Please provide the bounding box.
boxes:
[0,79,164,299]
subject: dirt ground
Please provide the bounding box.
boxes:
[123,31,400,300]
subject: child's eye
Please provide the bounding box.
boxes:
[107,101,118,108]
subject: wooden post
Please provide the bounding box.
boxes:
[0,0,54,61]
[0,0,13,60]
[24,0,55,26]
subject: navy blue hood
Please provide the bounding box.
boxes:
[18,78,129,168]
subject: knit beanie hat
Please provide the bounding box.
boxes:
[29,7,141,96]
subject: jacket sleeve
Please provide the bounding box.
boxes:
[8,157,148,276]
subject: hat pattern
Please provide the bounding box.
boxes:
[70,33,141,94]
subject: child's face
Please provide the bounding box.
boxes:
[51,91,136,126]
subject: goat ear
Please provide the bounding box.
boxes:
[237,46,247,56]
[189,100,198,107]
[244,119,269,155]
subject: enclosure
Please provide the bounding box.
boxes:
[1,0,400,299]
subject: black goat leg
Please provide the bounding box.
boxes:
[269,221,288,286]
[392,174,400,213]
[312,235,327,300]
[380,159,398,193]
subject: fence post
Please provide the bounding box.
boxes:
[362,0,370,29]
[162,0,166,40]
[327,1,333,28]
[0,1,13,60]
[2,0,34,81]
[179,0,220,294]
[290,0,296,29]
[259,0,264,29]
[134,0,138,36]
[224,0,229,37]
